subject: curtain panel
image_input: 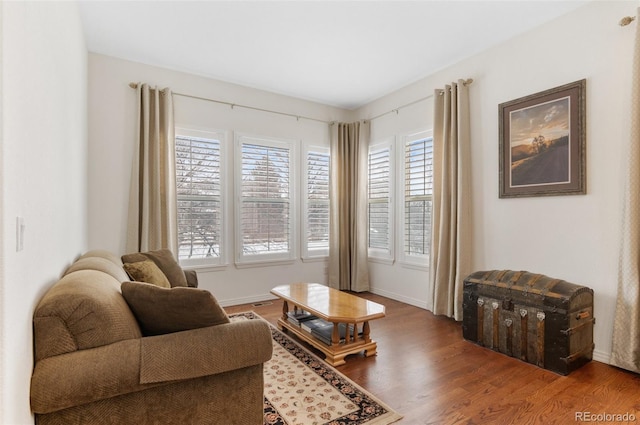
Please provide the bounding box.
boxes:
[429,81,472,321]
[328,121,370,292]
[611,9,640,374]
[126,83,179,255]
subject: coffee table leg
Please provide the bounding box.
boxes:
[364,342,378,357]
[362,322,377,357]
[363,321,371,343]
[331,323,340,345]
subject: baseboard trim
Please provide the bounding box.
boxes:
[369,287,429,310]
[219,289,613,366]
[592,349,610,364]
[221,288,430,310]
[369,289,613,366]
[219,293,278,308]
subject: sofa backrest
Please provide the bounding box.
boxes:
[64,256,130,282]
[33,256,142,362]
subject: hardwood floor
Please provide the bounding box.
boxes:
[225,293,640,424]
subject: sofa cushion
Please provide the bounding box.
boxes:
[123,260,171,288]
[33,270,143,362]
[64,256,130,283]
[122,249,188,287]
[121,281,229,336]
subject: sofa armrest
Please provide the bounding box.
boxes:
[184,269,198,288]
[31,338,144,414]
[31,319,272,414]
[139,318,272,383]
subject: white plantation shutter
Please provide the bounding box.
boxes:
[306,150,330,255]
[404,137,433,258]
[240,141,292,259]
[368,146,391,252]
[175,134,222,263]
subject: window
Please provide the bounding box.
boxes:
[236,135,296,265]
[402,131,433,266]
[175,129,225,267]
[368,140,394,261]
[302,146,330,259]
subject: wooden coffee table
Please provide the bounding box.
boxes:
[270,283,385,366]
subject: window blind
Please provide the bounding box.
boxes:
[404,137,433,256]
[175,135,221,260]
[307,150,330,252]
[240,142,291,255]
[368,147,391,251]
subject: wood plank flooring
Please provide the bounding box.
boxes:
[225,292,640,424]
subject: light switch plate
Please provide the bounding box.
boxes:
[16,217,24,252]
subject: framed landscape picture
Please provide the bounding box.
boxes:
[499,79,586,198]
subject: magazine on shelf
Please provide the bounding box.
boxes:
[310,322,362,346]
[286,310,318,325]
[300,318,329,333]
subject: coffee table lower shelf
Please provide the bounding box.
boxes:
[277,318,378,367]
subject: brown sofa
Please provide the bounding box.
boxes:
[30,249,272,424]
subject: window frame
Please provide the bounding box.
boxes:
[174,127,228,269]
[399,129,433,269]
[301,144,330,261]
[234,133,298,267]
[367,138,395,264]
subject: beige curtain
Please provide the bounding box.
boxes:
[611,10,640,374]
[328,121,370,292]
[429,81,471,321]
[126,83,178,255]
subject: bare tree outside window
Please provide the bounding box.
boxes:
[175,134,222,262]
[368,147,391,251]
[404,137,433,258]
[240,142,291,255]
[306,150,330,252]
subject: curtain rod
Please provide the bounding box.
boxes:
[128,82,331,124]
[129,78,473,125]
[366,78,474,122]
[367,94,435,122]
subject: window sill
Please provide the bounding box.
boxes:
[368,256,395,265]
[301,256,329,263]
[235,258,297,269]
[179,261,228,272]
[178,254,225,270]
[399,259,429,271]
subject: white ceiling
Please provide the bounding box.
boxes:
[79,1,591,110]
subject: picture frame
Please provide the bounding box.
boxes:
[499,79,586,198]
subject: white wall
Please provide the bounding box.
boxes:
[0,1,630,422]
[361,89,436,309]
[358,0,635,363]
[88,0,635,364]
[88,54,353,305]
[1,2,88,423]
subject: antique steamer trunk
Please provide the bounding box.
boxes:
[462,270,594,375]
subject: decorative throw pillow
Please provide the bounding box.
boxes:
[121,249,188,287]
[121,281,230,336]
[123,260,171,288]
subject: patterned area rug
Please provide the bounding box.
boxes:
[230,312,403,425]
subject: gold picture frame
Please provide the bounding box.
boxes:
[499,79,586,198]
